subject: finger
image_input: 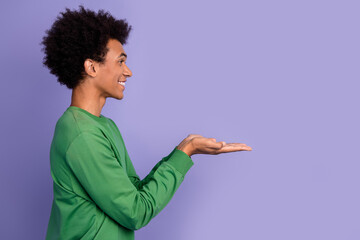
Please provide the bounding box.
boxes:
[229,143,252,150]
[220,144,252,153]
[226,143,251,148]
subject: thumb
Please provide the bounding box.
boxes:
[215,141,226,149]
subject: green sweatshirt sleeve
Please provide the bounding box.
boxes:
[65,130,193,231]
[124,145,179,190]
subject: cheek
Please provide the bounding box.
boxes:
[104,67,117,79]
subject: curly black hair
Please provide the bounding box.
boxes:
[41,6,132,89]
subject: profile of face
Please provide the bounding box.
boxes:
[86,38,132,100]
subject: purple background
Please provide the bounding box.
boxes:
[1,0,359,239]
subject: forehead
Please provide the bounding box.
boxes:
[106,39,126,58]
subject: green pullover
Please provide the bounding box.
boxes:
[46,106,194,240]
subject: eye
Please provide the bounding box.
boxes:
[119,59,125,65]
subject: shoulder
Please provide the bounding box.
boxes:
[52,108,110,152]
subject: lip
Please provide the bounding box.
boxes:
[118,81,126,90]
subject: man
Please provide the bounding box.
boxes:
[42,6,252,240]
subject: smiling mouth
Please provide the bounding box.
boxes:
[118,81,125,86]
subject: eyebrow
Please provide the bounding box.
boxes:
[117,53,127,59]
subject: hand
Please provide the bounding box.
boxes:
[176,134,252,157]
[176,134,203,156]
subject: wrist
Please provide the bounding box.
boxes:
[176,142,194,157]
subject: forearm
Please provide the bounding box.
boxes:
[127,147,178,189]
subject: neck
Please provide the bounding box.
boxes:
[70,84,106,117]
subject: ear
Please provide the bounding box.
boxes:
[84,59,97,77]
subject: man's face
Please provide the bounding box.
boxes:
[95,38,132,100]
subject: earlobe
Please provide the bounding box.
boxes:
[84,59,97,77]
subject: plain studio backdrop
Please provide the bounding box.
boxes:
[0,0,359,239]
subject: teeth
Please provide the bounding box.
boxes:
[118,82,125,86]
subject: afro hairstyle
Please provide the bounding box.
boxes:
[41,6,132,89]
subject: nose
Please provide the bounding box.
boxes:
[123,63,132,77]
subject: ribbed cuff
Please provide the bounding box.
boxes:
[166,147,194,175]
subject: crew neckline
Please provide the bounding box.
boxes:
[68,106,108,123]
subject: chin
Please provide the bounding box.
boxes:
[114,94,124,100]
[108,90,124,100]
